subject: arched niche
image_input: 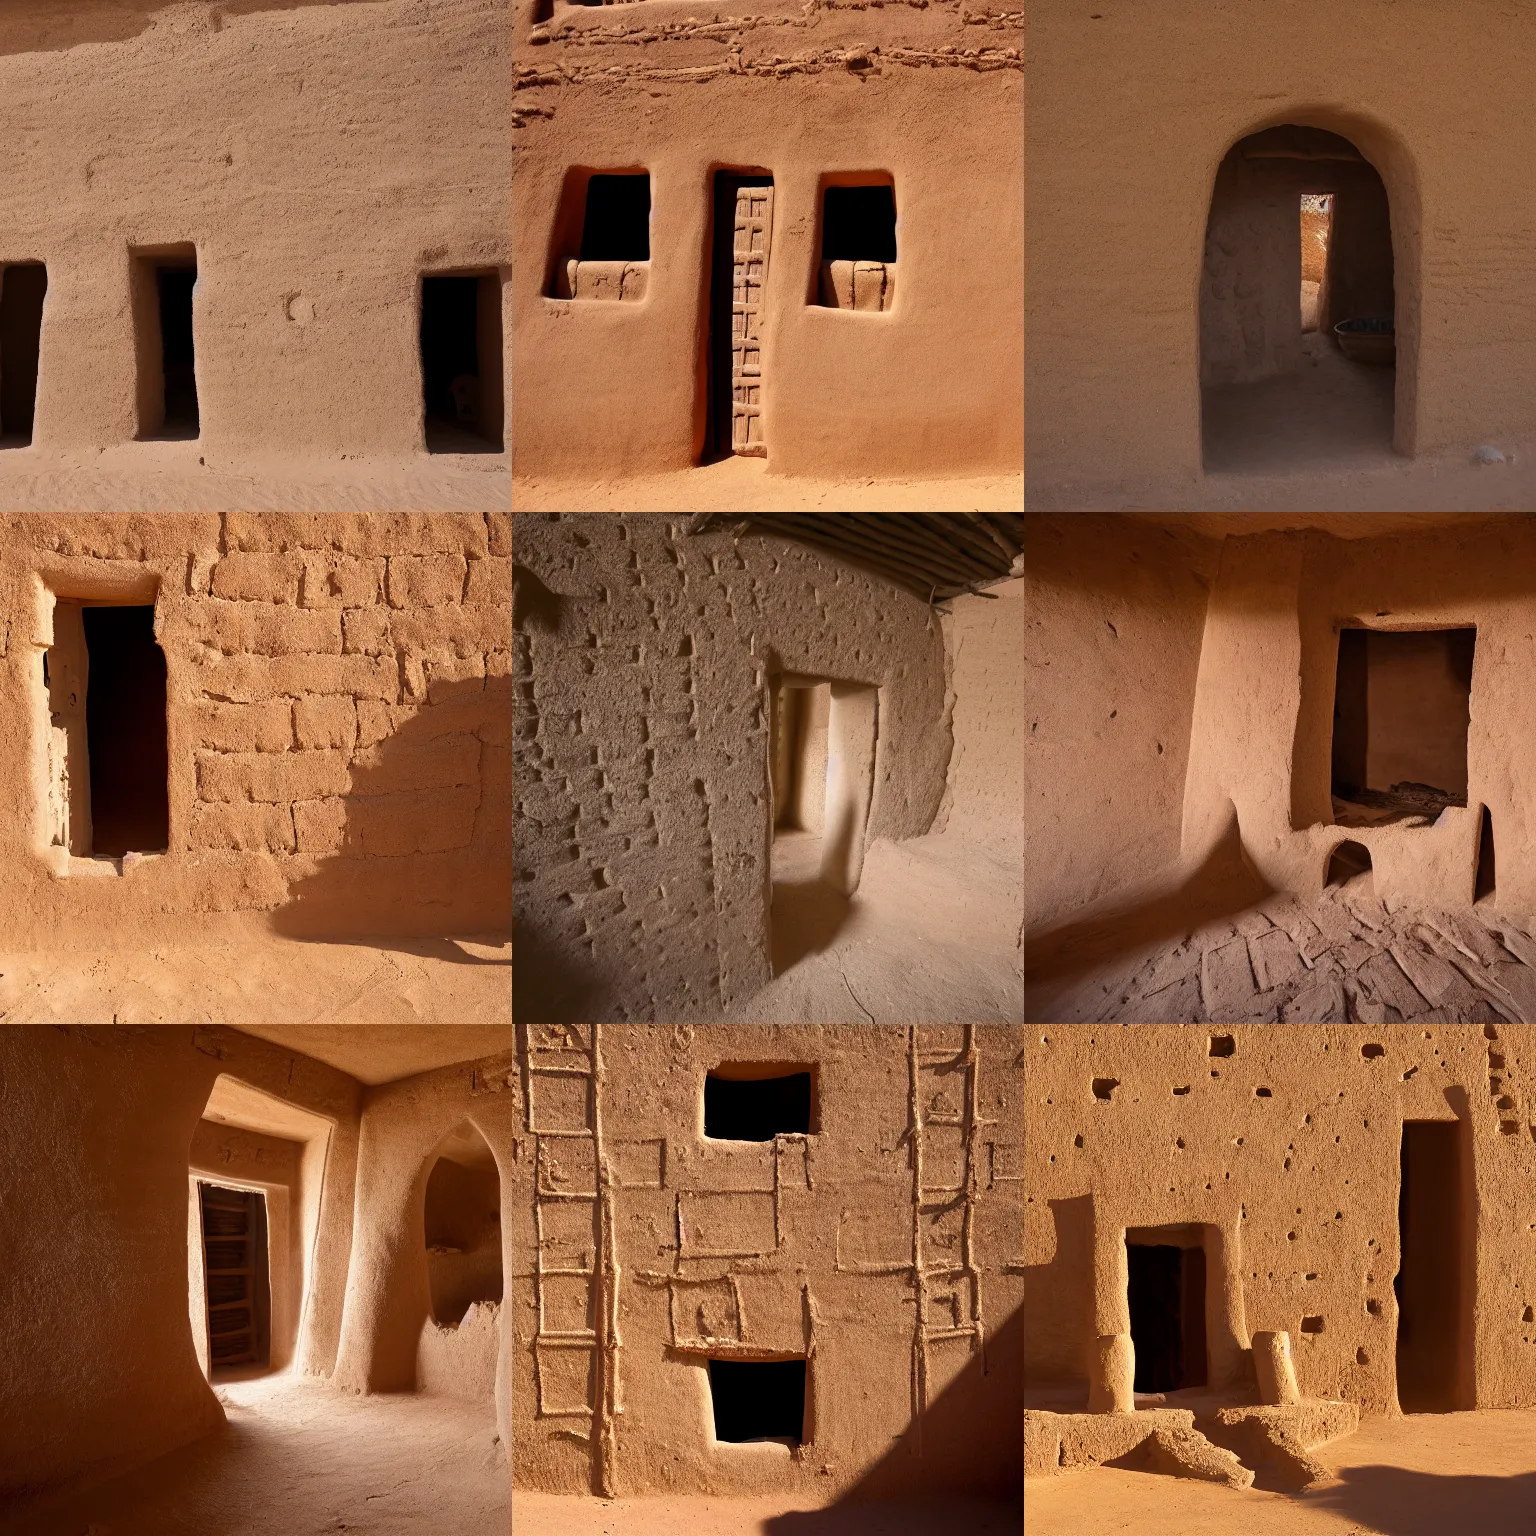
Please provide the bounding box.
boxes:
[1197,116,1420,469]
[423,1121,504,1328]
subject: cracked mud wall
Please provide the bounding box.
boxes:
[512,515,949,1024]
[0,513,512,946]
[1026,516,1219,932]
[512,0,1022,479]
[1025,1025,1536,1415]
[511,1024,1023,1498]
[0,0,508,461]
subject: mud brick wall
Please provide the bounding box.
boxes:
[0,512,511,946]
[512,514,950,1024]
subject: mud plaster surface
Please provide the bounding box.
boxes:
[1025,1409,1536,1536]
[512,1493,1022,1535]
[1,1375,508,1536]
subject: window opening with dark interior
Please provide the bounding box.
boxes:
[421,271,504,453]
[424,1121,504,1328]
[1326,839,1373,891]
[708,1358,807,1444]
[1397,1120,1465,1412]
[199,1183,271,1376]
[704,1067,814,1141]
[0,262,46,446]
[815,182,897,310]
[1126,1228,1207,1394]
[1330,627,1475,827]
[132,248,199,439]
[580,174,651,261]
[45,601,169,859]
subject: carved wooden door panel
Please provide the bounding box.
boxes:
[731,185,772,456]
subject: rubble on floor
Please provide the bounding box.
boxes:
[1053,880,1536,1024]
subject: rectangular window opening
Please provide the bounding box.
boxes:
[132,247,199,440]
[708,1358,807,1444]
[1396,1120,1465,1412]
[704,1066,815,1140]
[46,601,169,860]
[816,180,897,311]
[421,271,505,454]
[1300,193,1332,333]
[1330,627,1475,826]
[1126,1228,1208,1393]
[0,262,47,446]
[549,171,651,305]
[199,1183,272,1376]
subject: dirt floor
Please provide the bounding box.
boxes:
[1025,1408,1536,1535]
[513,457,1024,511]
[0,931,511,1023]
[3,1374,507,1536]
[0,446,508,511]
[512,1493,1022,1535]
[721,830,1023,1023]
[1027,870,1536,1025]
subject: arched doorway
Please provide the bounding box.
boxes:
[1200,124,1397,472]
[418,1121,504,1400]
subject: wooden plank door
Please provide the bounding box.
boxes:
[731,185,773,457]
[201,1184,257,1369]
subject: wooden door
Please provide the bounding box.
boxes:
[731,185,773,456]
[201,1184,260,1369]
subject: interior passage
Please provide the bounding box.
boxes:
[83,604,170,857]
[1396,1119,1464,1412]
[199,1184,271,1372]
[0,262,47,444]
[421,273,504,453]
[707,1358,807,1444]
[1127,1237,1206,1393]
[424,1124,504,1328]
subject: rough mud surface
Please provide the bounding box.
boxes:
[1024,1408,1536,1536]
[512,1494,1022,1535]
[3,1374,508,1536]
[1040,880,1536,1025]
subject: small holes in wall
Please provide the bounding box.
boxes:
[1524,1306,1534,1324]
[1092,1078,1119,1101]
[1173,1085,1191,1096]
[1074,1134,1084,1148]
[1362,1044,1385,1059]
[1367,1299,1382,1316]
[1210,1035,1235,1058]
[1256,1087,1273,1098]
[1288,1231,1297,1241]
[1356,1348,1369,1365]
[1301,1316,1324,1334]
[1402,1067,1418,1081]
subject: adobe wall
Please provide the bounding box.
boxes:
[0,0,508,470]
[512,514,950,1024]
[1025,517,1219,932]
[1025,1024,1536,1415]
[511,1023,1024,1499]
[0,512,511,946]
[511,3,1022,479]
[0,1026,362,1516]
[1027,0,1536,500]
[1182,520,1536,916]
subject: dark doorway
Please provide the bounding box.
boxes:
[1127,1239,1207,1393]
[1200,124,1398,473]
[421,272,504,453]
[1327,840,1373,888]
[133,248,199,440]
[1396,1120,1463,1412]
[704,1069,813,1140]
[707,171,774,460]
[1331,628,1475,824]
[1476,806,1496,903]
[0,263,46,445]
[199,1183,272,1373]
[83,605,170,856]
[708,1358,806,1443]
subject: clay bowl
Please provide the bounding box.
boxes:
[1334,317,1396,366]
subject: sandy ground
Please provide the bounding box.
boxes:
[722,831,1023,1023]
[1027,863,1536,1024]
[512,1493,1021,1535]
[513,457,1023,511]
[1025,1408,1536,1535]
[0,445,509,511]
[0,933,511,1023]
[3,1373,507,1536]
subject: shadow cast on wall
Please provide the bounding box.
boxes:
[0,0,383,57]
[764,1304,1022,1533]
[270,675,511,948]
[1025,805,1274,1010]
